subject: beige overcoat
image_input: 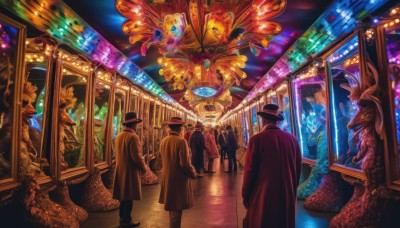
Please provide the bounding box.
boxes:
[113,128,147,200]
[159,131,196,211]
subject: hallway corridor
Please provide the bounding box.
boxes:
[83,158,335,228]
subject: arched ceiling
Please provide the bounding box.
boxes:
[62,0,334,113]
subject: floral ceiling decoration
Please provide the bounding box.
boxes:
[184,88,232,119]
[116,0,286,114]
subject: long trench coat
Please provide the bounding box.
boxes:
[189,130,206,170]
[242,125,302,228]
[113,128,147,201]
[159,131,197,211]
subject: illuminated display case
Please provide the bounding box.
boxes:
[326,34,363,173]
[142,98,150,155]
[266,89,278,105]
[381,6,400,189]
[250,105,259,135]
[241,110,249,147]
[153,102,162,156]
[23,38,55,180]
[275,81,293,134]
[112,77,129,161]
[0,15,25,191]
[93,69,112,168]
[293,65,327,163]
[56,50,91,180]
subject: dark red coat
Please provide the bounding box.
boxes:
[242,125,302,228]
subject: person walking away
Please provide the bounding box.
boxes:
[225,125,239,173]
[213,126,219,148]
[189,123,206,177]
[242,104,302,228]
[184,124,193,143]
[113,112,147,227]
[204,128,219,173]
[159,117,197,228]
[218,129,228,163]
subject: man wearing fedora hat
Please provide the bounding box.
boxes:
[159,117,197,228]
[242,104,302,228]
[113,112,147,227]
[189,122,206,177]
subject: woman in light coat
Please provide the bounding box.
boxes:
[204,128,219,173]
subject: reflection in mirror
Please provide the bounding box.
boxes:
[293,69,327,160]
[267,90,278,105]
[328,35,362,170]
[251,106,258,135]
[94,82,110,164]
[0,21,17,179]
[142,100,149,155]
[112,89,125,160]
[24,52,51,176]
[276,83,292,133]
[386,20,400,178]
[241,111,249,146]
[59,68,87,170]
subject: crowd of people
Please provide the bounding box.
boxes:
[186,122,239,177]
[112,103,302,228]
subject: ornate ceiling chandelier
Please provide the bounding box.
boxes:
[116,0,286,114]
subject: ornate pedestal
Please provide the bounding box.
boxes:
[142,164,158,185]
[81,168,119,212]
[49,181,88,223]
[297,167,324,200]
[103,163,116,192]
[330,175,386,227]
[299,164,311,185]
[304,171,352,212]
[22,178,79,227]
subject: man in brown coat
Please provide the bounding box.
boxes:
[242,104,302,228]
[159,117,197,228]
[113,112,147,227]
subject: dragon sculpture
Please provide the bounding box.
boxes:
[330,62,396,227]
[20,82,47,177]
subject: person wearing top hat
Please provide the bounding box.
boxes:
[242,104,302,228]
[189,122,206,177]
[159,117,197,228]
[113,112,147,227]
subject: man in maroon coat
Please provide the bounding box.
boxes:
[242,104,302,228]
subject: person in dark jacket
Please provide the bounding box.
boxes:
[242,104,302,228]
[225,125,239,172]
[218,129,228,163]
[189,123,206,177]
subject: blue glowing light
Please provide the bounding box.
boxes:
[192,87,217,98]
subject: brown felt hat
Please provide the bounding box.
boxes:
[122,112,142,125]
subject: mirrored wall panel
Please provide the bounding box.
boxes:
[386,18,400,178]
[94,81,110,164]
[327,35,362,170]
[23,44,52,176]
[0,18,21,179]
[59,66,88,170]
[276,82,292,133]
[293,67,327,160]
[112,89,126,160]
